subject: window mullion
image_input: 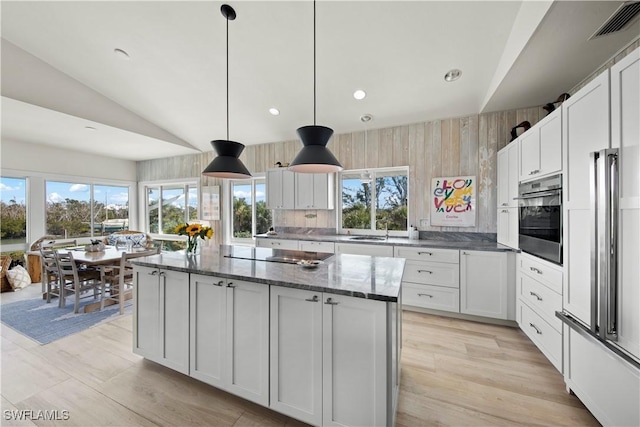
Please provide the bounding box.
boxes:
[371,173,377,232]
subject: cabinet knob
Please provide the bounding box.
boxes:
[501,209,509,213]
[417,251,432,256]
[417,270,433,274]
[529,323,542,335]
[216,280,224,287]
[529,266,543,275]
[417,293,433,298]
[529,291,542,301]
[149,270,158,276]
[227,282,236,288]
[324,298,339,305]
[305,295,319,302]
[158,271,166,277]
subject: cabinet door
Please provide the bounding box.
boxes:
[159,269,189,374]
[256,238,299,250]
[507,141,519,205]
[562,71,610,326]
[281,170,295,209]
[323,294,388,427]
[519,127,541,181]
[497,209,510,246]
[266,169,283,209]
[538,109,562,177]
[497,148,509,207]
[312,173,330,209]
[226,279,269,406]
[334,243,394,257]
[460,251,510,319]
[270,287,323,426]
[295,173,315,209]
[190,274,226,388]
[611,48,640,361]
[133,266,161,360]
[299,240,335,253]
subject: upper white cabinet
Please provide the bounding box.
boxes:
[497,141,519,207]
[266,168,295,209]
[519,108,562,182]
[460,250,514,320]
[295,173,335,210]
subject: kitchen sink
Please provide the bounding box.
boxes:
[348,236,387,241]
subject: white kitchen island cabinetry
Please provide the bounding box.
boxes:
[133,265,189,374]
[295,173,334,210]
[256,238,299,250]
[270,286,398,427]
[334,242,394,257]
[298,240,335,253]
[189,274,269,406]
[266,168,295,209]
[460,250,515,320]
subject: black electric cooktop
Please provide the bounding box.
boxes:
[224,246,333,264]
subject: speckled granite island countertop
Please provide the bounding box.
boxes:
[130,245,404,302]
[255,233,517,252]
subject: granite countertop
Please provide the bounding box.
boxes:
[130,245,404,302]
[256,233,517,252]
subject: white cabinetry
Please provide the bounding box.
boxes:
[266,168,295,209]
[516,253,563,372]
[562,71,610,327]
[394,247,460,313]
[460,251,514,320]
[519,108,562,182]
[298,240,335,253]
[256,238,299,250]
[133,265,189,374]
[295,173,335,210]
[497,141,519,248]
[270,287,397,427]
[189,274,269,406]
[334,242,393,257]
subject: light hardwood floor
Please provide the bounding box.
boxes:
[1,285,599,426]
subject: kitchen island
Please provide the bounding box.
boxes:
[131,245,404,427]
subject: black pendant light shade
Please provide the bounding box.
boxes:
[289,0,343,174]
[289,125,342,173]
[201,4,251,179]
[202,140,251,179]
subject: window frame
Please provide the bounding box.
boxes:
[0,175,29,252]
[338,166,409,237]
[227,174,269,246]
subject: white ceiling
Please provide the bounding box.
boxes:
[1,1,638,162]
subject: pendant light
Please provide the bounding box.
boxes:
[202,4,252,179]
[289,0,343,173]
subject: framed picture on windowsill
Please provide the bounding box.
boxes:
[201,185,220,220]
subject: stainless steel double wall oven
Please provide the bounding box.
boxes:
[518,174,562,265]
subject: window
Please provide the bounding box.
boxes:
[145,182,198,235]
[231,178,271,242]
[340,168,408,235]
[0,177,27,246]
[46,181,130,238]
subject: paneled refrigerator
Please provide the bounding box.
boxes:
[558,48,639,426]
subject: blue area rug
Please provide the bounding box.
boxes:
[1,297,132,345]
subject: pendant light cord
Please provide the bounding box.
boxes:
[226,12,230,141]
[313,0,316,126]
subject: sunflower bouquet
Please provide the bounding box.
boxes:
[174,223,214,254]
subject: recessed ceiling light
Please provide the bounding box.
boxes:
[360,114,373,123]
[114,48,130,60]
[269,108,280,116]
[444,69,462,82]
[85,126,97,131]
[353,89,366,100]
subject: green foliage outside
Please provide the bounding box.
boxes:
[46,199,129,238]
[342,175,408,231]
[233,198,272,238]
[0,200,27,243]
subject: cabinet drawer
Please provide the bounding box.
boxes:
[519,253,562,294]
[256,239,299,250]
[299,241,335,253]
[402,283,459,313]
[335,243,394,257]
[394,247,459,264]
[518,301,562,372]
[402,261,459,288]
[518,272,562,332]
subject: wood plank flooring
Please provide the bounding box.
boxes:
[1,286,599,426]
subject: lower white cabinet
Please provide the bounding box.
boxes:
[133,265,189,374]
[270,287,397,427]
[497,207,519,249]
[256,238,299,250]
[460,251,514,320]
[298,240,335,253]
[334,242,394,257]
[189,274,269,406]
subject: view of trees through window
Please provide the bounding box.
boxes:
[46,181,129,238]
[232,179,271,239]
[0,177,27,245]
[342,169,408,232]
[147,184,198,235]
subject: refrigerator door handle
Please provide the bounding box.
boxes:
[606,150,618,341]
[589,151,599,333]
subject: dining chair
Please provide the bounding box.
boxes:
[40,248,63,306]
[102,247,160,314]
[55,251,103,314]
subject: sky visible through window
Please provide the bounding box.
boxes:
[0,177,26,204]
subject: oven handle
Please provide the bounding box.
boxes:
[515,190,561,200]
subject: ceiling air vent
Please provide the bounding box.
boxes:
[590,1,640,39]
